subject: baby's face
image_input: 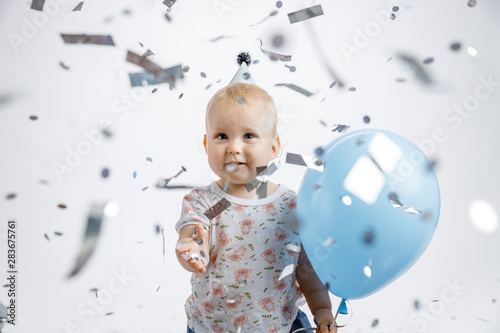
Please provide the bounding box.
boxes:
[204,99,279,186]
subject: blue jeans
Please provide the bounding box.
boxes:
[187,308,312,332]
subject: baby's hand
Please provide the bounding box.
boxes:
[176,223,210,273]
[314,308,337,333]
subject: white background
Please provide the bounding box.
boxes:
[0,0,499,332]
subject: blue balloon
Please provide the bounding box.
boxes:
[297,129,440,300]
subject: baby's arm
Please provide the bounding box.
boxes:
[175,223,210,273]
[296,245,337,333]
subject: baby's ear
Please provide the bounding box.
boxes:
[271,136,281,159]
[203,134,208,154]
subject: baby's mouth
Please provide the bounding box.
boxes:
[225,162,245,172]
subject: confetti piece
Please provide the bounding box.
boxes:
[423,57,434,64]
[285,243,301,256]
[392,6,399,12]
[330,124,350,133]
[363,230,375,245]
[59,61,70,70]
[329,81,337,88]
[285,65,296,72]
[156,285,161,292]
[390,13,396,20]
[44,233,50,241]
[348,87,356,92]
[61,34,115,46]
[363,116,371,124]
[286,152,324,172]
[260,46,291,62]
[133,171,137,178]
[68,202,118,277]
[146,157,153,163]
[30,0,45,11]
[371,319,379,327]
[275,83,313,97]
[204,198,231,220]
[90,288,98,297]
[105,312,113,316]
[152,88,157,93]
[101,168,109,178]
[162,0,177,13]
[364,265,372,278]
[179,93,184,99]
[72,1,84,11]
[156,166,187,187]
[6,193,16,200]
[278,264,297,280]
[468,0,477,7]
[245,161,280,192]
[450,42,462,51]
[287,4,324,24]
[182,65,190,72]
[468,199,498,234]
[397,53,434,85]
[342,195,352,206]
[390,194,422,214]
[276,1,282,8]
[200,72,207,78]
[126,51,183,88]
[250,10,278,27]
[54,231,63,236]
[414,299,422,310]
[58,204,67,209]
[467,46,478,56]
[142,187,149,191]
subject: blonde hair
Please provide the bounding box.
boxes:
[205,82,278,137]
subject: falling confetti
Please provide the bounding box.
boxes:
[59,61,70,70]
[363,116,371,124]
[278,264,297,280]
[178,93,183,99]
[90,288,98,297]
[342,195,352,206]
[6,193,16,199]
[287,4,324,24]
[68,202,119,277]
[58,204,67,209]
[467,46,478,56]
[72,1,84,11]
[30,0,45,11]
[152,88,158,93]
[371,319,379,327]
[200,72,207,78]
[250,10,278,27]
[245,161,281,192]
[397,53,434,85]
[54,231,63,236]
[61,34,115,46]
[389,194,422,214]
[156,166,187,187]
[348,87,356,92]
[275,83,313,97]
[44,233,50,241]
[276,1,282,8]
[468,199,498,234]
[330,124,350,133]
[182,65,190,72]
[204,198,231,220]
[285,152,324,171]
[133,171,137,178]
[101,168,110,178]
[392,6,399,11]
[260,46,291,62]
[423,57,434,64]
[468,0,477,7]
[142,187,149,191]
[146,157,153,163]
[284,65,296,72]
[450,42,462,51]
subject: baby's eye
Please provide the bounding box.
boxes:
[244,133,255,139]
[216,133,227,140]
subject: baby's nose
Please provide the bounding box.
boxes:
[227,140,243,154]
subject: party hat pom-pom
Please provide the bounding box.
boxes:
[236,52,251,66]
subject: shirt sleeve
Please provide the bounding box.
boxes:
[175,190,211,234]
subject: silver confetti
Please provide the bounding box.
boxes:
[286,152,324,172]
[61,34,115,46]
[245,161,281,192]
[156,166,187,187]
[250,10,279,27]
[260,46,291,62]
[287,4,324,24]
[390,194,422,214]
[68,202,119,277]
[72,1,84,11]
[204,198,231,220]
[330,124,350,133]
[275,83,313,97]
[278,264,297,280]
[397,53,434,85]
[30,0,45,11]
